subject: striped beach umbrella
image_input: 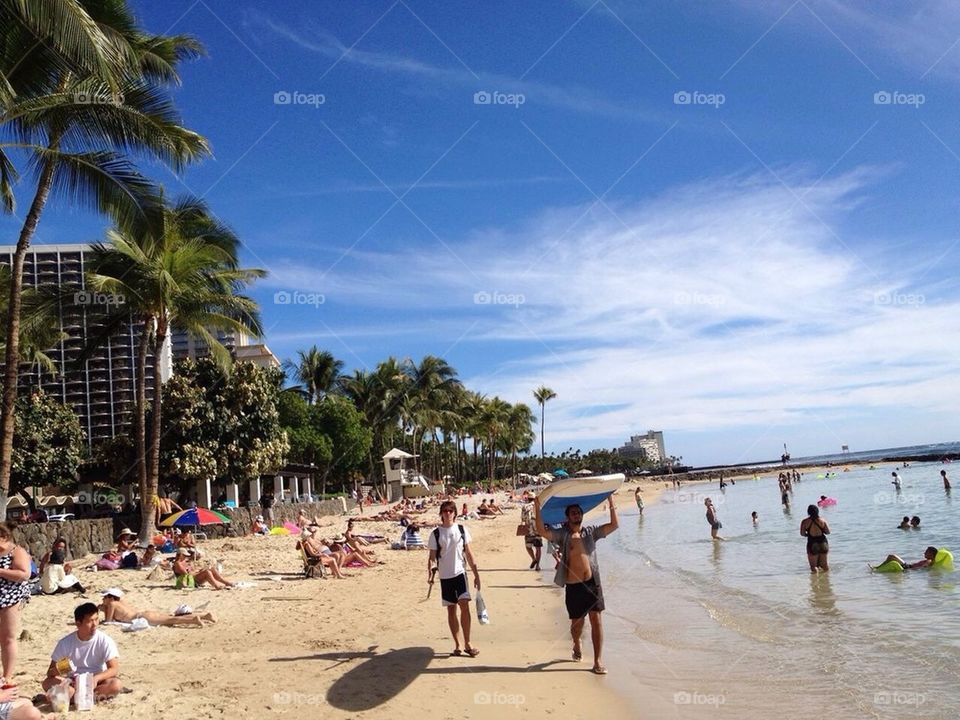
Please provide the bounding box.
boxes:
[160,507,231,527]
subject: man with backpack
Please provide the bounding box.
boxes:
[427,500,481,657]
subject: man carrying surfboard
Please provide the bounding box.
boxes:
[534,494,618,675]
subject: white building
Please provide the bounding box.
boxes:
[618,430,666,463]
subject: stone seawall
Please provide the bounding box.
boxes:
[12,498,353,560]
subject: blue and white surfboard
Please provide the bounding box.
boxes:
[536,474,624,526]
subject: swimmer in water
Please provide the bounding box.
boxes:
[897,516,910,530]
[751,511,759,526]
[877,546,938,571]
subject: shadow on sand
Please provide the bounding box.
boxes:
[269,647,573,711]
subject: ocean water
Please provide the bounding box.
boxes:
[592,462,960,719]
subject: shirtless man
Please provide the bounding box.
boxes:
[534,495,618,675]
[941,470,951,491]
[172,549,235,590]
[877,546,939,570]
[99,589,216,627]
[154,490,182,526]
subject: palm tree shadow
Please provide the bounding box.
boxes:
[269,647,570,712]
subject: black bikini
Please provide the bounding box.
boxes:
[804,519,828,554]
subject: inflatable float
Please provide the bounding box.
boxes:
[871,548,954,573]
[817,497,837,507]
[535,474,624,526]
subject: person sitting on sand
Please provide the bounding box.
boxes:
[42,602,123,703]
[460,503,469,518]
[877,546,939,571]
[100,588,216,627]
[910,516,921,529]
[0,686,47,719]
[115,529,137,554]
[172,549,235,590]
[176,529,197,549]
[486,498,505,515]
[39,538,85,595]
[402,524,426,550]
[299,530,348,579]
[251,516,270,535]
[296,509,308,530]
[477,500,494,517]
[898,516,911,530]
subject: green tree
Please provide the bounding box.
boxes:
[87,197,264,541]
[284,346,344,404]
[160,359,288,495]
[311,395,371,490]
[11,389,85,509]
[533,385,557,462]
[0,3,210,516]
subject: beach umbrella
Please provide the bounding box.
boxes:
[552,469,569,478]
[160,507,231,527]
[574,469,593,476]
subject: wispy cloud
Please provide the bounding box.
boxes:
[263,175,566,197]
[263,166,960,461]
[246,11,667,121]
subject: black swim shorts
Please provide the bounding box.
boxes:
[565,576,604,619]
[440,573,470,606]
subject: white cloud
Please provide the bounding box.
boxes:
[262,167,960,463]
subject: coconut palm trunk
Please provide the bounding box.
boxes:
[0,131,63,514]
[134,315,152,515]
[143,316,168,541]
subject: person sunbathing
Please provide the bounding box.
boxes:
[39,538,85,594]
[176,530,197,549]
[486,498,505,514]
[344,520,386,546]
[100,589,216,627]
[251,516,269,535]
[322,536,376,568]
[299,532,347,578]
[172,549,235,590]
[877,546,939,570]
[115,529,137,554]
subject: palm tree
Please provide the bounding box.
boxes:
[402,356,461,475]
[85,195,264,541]
[503,402,535,485]
[533,385,557,461]
[284,347,344,404]
[0,4,209,514]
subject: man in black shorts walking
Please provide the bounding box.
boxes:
[534,494,618,674]
[427,500,481,657]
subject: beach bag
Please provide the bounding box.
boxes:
[475,591,490,624]
[515,523,527,537]
[95,557,120,571]
[121,552,139,569]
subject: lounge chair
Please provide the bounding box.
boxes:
[297,541,327,579]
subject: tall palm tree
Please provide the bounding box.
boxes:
[86,195,264,541]
[0,4,209,513]
[402,355,461,475]
[503,402,535,485]
[284,347,343,404]
[533,385,557,461]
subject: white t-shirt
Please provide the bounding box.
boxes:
[428,524,472,580]
[51,630,119,675]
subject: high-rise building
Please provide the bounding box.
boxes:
[618,430,666,463]
[0,244,170,448]
[170,328,280,368]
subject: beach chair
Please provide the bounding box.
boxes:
[297,542,326,579]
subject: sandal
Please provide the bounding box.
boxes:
[592,665,608,675]
[452,648,462,657]
[572,650,582,661]
[464,647,480,657]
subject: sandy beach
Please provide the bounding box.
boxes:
[14,483,663,719]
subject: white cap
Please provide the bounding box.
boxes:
[101,588,123,599]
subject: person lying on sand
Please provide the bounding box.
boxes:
[344,519,386,546]
[324,536,377,567]
[172,549,235,590]
[100,588,216,627]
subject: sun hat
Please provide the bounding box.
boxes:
[116,528,135,539]
[101,588,124,599]
[332,534,347,543]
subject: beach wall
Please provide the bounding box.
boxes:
[12,498,354,559]
[14,518,115,561]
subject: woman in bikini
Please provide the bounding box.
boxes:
[800,505,831,573]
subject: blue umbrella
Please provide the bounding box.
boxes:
[552,469,569,478]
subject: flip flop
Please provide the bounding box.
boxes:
[452,648,462,657]
[592,666,608,675]
[572,650,582,661]
[464,647,480,657]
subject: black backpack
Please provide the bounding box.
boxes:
[432,524,466,561]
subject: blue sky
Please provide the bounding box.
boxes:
[5,0,960,465]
